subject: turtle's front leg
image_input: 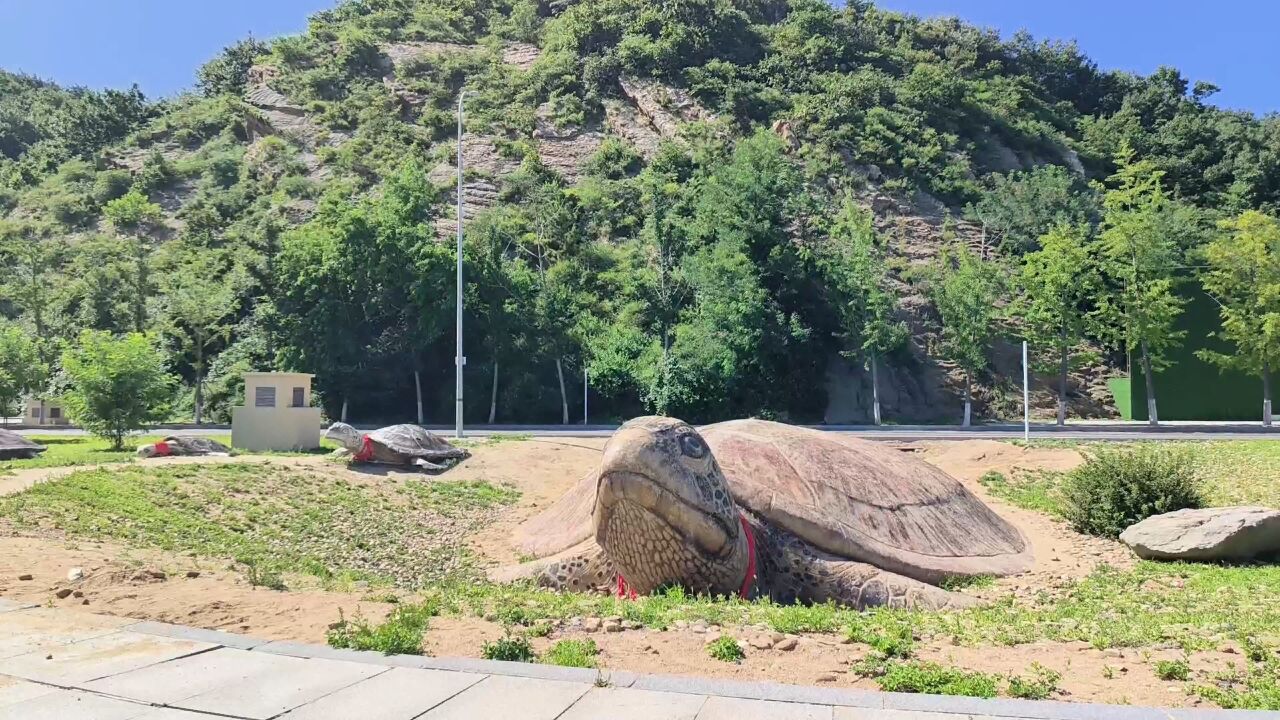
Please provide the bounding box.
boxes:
[488,539,615,593]
[761,530,977,611]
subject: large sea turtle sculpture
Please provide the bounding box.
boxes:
[325,422,470,471]
[137,436,232,458]
[0,429,45,460]
[494,417,1032,610]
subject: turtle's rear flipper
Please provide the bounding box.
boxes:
[412,457,448,471]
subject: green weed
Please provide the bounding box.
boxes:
[707,636,745,662]
[1007,662,1062,699]
[1155,658,1190,681]
[542,639,599,668]
[482,634,536,662]
[876,660,1000,697]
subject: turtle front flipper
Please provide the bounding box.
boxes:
[489,539,615,593]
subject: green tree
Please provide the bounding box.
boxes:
[103,190,164,333]
[966,165,1101,255]
[1198,211,1280,426]
[197,38,268,97]
[61,331,175,449]
[822,199,907,424]
[157,252,240,425]
[0,323,43,418]
[1096,145,1186,426]
[1011,225,1103,425]
[928,243,1000,426]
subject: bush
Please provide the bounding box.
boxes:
[327,603,436,655]
[482,634,536,663]
[542,639,599,668]
[1008,662,1061,699]
[706,636,745,662]
[1155,658,1191,681]
[1060,445,1203,538]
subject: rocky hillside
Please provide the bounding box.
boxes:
[2,0,1274,424]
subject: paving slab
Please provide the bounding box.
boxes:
[0,688,151,720]
[559,686,709,720]
[698,696,835,720]
[418,674,591,720]
[0,676,59,708]
[0,599,36,614]
[0,631,214,684]
[84,646,305,704]
[126,620,268,650]
[0,607,132,659]
[172,654,385,719]
[834,709,973,720]
[279,667,483,719]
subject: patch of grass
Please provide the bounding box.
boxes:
[876,660,999,697]
[707,636,745,662]
[1155,658,1191,681]
[542,639,599,668]
[482,634,536,662]
[939,574,996,591]
[846,616,915,658]
[1196,640,1280,709]
[0,463,516,587]
[978,469,1065,516]
[1007,662,1061,699]
[327,602,438,655]
[0,433,334,475]
[455,433,532,448]
[400,479,521,516]
[1191,442,1280,508]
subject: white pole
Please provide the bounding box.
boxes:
[454,92,466,439]
[583,367,588,425]
[1022,340,1030,442]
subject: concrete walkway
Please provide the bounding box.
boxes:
[0,600,1273,720]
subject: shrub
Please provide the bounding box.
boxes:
[1060,445,1203,538]
[542,639,599,668]
[327,602,436,655]
[1156,658,1191,681]
[846,621,915,659]
[483,634,536,663]
[1008,662,1061,699]
[877,661,999,697]
[707,636,745,662]
[61,331,176,449]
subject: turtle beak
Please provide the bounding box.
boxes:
[594,423,734,557]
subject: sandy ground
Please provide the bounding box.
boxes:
[0,437,1221,708]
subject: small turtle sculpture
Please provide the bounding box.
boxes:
[137,436,232,458]
[494,417,1032,610]
[0,429,45,460]
[325,422,470,471]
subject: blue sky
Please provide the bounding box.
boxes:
[1,0,1275,114]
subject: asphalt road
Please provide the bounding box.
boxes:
[8,422,1279,442]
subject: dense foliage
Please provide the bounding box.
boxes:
[3,0,1280,424]
[1060,445,1204,538]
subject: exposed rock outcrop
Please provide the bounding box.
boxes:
[1120,507,1280,561]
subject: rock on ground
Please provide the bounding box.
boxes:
[1120,506,1280,561]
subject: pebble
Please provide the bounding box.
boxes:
[55,588,72,599]
[148,570,167,580]
[622,620,641,631]
[18,574,32,581]
[775,638,798,652]
[81,599,89,605]
[72,590,83,598]
[748,635,775,651]
[815,673,838,683]
[704,634,724,646]
[603,620,623,633]
[582,617,601,633]
[691,620,709,634]
[67,568,84,582]
[186,570,201,578]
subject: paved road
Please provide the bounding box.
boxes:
[9,422,1280,442]
[0,600,1267,719]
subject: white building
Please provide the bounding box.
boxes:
[230,373,322,452]
[25,398,70,426]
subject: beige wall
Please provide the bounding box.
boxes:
[232,406,322,452]
[25,399,70,426]
[231,373,321,451]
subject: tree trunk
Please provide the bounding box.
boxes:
[341,397,349,423]
[1057,327,1069,427]
[869,352,882,426]
[38,399,46,427]
[962,371,972,427]
[414,370,424,425]
[489,361,499,425]
[555,358,568,425]
[1140,340,1158,426]
[1263,363,1273,428]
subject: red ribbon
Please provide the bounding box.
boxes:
[153,441,172,457]
[353,435,375,462]
[615,514,757,601]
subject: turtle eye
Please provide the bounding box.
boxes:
[678,434,707,459]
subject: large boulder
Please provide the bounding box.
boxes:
[1120,506,1280,561]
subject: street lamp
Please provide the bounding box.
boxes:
[455,90,472,439]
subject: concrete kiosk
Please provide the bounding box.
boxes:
[231,373,322,452]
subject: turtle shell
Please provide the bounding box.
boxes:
[700,419,1031,583]
[0,429,46,460]
[367,425,469,460]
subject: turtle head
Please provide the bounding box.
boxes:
[324,422,361,451]
[593,416,748,596]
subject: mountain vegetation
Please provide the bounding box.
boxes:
[2,0,1278,425]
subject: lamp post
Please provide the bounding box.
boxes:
[454,91,471,439]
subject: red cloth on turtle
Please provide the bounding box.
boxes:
[152,441,172,457]
[353,435,376,462]
[615,514,757,600]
